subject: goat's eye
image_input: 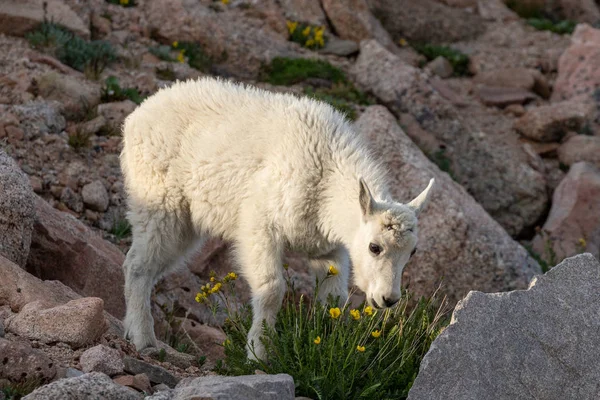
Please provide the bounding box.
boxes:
[410,247,417,257]
[369,243,382,255]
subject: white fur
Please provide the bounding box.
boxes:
[120,77,434,360]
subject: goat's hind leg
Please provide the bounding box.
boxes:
[123,208,197,351]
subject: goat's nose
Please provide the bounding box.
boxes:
[383,296,399,308]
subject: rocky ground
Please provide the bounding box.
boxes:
[1,0,600,398]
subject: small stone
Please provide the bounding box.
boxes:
[60,186,84,213]
[503,104,525,117]
[114,373,152,393]
[123,356,179,388]
[515,100,592,142]
[558,135,600,169]
[170,374,295,400]
[5,125,24,144]
[476,86,537,107]
[80,344,124,376]
[81,180,109,212]
[85,209,99,222]
[152,383,170,392]
[23,372,142,400]
[50,185,63,199]
[426,56,454,79]
[5,298,108,348]
[318,37,359,57]
[29,176,43,193]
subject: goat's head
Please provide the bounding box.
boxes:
[351,178,434,309]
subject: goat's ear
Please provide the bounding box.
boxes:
[408,178,435,216]
[358,177,374,217]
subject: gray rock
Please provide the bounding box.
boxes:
[0,149,35,268]
[81,180,109,212]
[23,372,142,400]
[146,374,295,400]
[408,253,600,400]
[0,338,56,383]
[515,100,592,142]
[60,186,84,213]
[65,368,85,378]
[13,101,66,139]
[352,40,548,236]
[80,344,124,376]
[425,56,453,78]
[318,37,359,57]
[123,356,179,388]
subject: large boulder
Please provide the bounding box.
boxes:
[356,106,540,304]
[552,24,600,102]
[532,162,600,264]
[23,372,142,400]
[320,0,398,54]
[408,253,600,400]
[0,338,56,383]
[550,0,600,24]
[26,196,126,318]
[0,0,89,39]
[5,298,108,348]
[143,0,302,79]
[352,40,548,236]
[35,72,101,121]
[146,374,295,400]
[368,0,485,44]
[0,149,35,268]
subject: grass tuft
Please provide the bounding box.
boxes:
[526,18,576,34]
[413,44,470,76]
[110,218,132,239]
[27,22,116,80]
[101,76,144,105]
[261,57,347,86]
[197,270,448,399]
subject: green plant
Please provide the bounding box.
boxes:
[174,41,212,72]
[429,149,455,180]
[106,0,136,7]
[155,66,177,81]
[526,18,576,34]
[524,244,550,273]
[197,270,448,399]
[149,45,175,62]
[110,218,132,239]
[26,22,116,79]
[101,76,145,105]
[1,378,43,400]
[413,44,470,76]
[261,57,347,86]
[303,84,372,121]
[68,126,92,150]
[196,355,207,368]
[157,348,167,362]
[286,21,326,50]
[505,0,544,18]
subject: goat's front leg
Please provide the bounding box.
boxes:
[235,226,285,361]
[309,247,350,305]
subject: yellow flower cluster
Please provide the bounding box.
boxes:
[286,20,326,49]
[286,21,298,35]
[328,265,338,276]
[350,309,360,321]
[305,26,325,49]
[329,307,341,319]
[195,272,237,303]
[119,0,129,5]
[363,306,374,316]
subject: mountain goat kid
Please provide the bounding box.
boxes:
[120,77,434,360]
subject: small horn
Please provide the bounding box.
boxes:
[408,178,435,216]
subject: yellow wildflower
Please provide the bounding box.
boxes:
[210,282,222,294]
[306,38,315,48]
[172,41,178,48]
[286,21,298,35]
[223,339,231,346]
[302,26,311,37]
[314,336,321,345]
[329,307,341,319]
[371,330,381,338]
[398,38,408,47]
[195,292,207,303]
[177,50,185,63]
[363,306,373,316]
[578,238,587,248]
[356,345,365,352]
[210,277,216,282]
[350,309,361,321]
[283,263,289,270]
[221,0,230,4]
[119,0,129,5]
[328,265,339,276]
[227,272,238,280]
